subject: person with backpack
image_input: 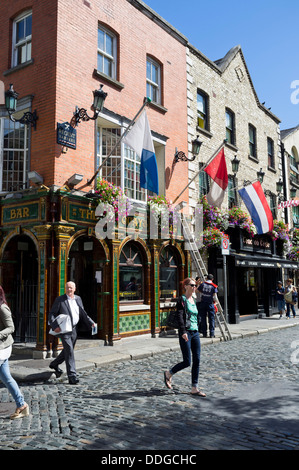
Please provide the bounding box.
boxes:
[163,278,206,397]
[284,278,298,319]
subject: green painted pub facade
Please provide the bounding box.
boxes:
[0,187,190,356]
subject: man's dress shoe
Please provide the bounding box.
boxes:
[49,364,63,378]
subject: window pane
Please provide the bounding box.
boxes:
[25,15,32,36]
[27,41,32,61]
[103,56,112,76]
[146,61,151,79]
[98,29,105,50]
[105,33,113,56]
[16,19,25,42]
[226,111,232,128]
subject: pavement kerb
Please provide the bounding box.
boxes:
[8,315,299,382]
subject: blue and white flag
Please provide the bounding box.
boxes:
[123,109,159,194]
[238,181,273,235]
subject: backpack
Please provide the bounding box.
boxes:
[166,296,186,329]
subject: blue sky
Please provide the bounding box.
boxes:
[145,0,299,130]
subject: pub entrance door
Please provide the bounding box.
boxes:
[67,236,106,337]
[2,235,38,342]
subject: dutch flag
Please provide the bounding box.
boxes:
[238,181,273,234]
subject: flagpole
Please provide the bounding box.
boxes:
[229,179,259,193]
[173,139,227,205]
[77,97,151,190]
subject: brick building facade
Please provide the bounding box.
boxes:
[0,0,191,355]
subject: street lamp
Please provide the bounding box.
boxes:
[231,155,240,175]
[276,178,283,194]
[257,168,265,184]
[5,84,38,130]
[71,84,108,127]
[174,135,202,163]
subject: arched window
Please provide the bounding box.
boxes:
[159,246,179,299]
[119,242,143,301]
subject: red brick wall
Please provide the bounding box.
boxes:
[0,0,58,183]
[0,0,189,202]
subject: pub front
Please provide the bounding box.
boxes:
[0,187,190,357]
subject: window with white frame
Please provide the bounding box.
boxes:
[97,126,152,202]
[12,11,32,67]
[146,57,161,104]
[0,118,29,191]
[97,25,117,79]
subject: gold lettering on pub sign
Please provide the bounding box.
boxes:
[10,207,30,219]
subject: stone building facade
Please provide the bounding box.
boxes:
[186,44,281,212]
[185,43,298,322]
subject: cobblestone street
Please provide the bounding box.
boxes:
[1,326,299,451]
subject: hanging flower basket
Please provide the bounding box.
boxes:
[227,206,257,237]
[269,220,290,243]
[202,227,225,248]
[95,179,131,222]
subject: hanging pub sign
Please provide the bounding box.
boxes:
[57,122,76,149]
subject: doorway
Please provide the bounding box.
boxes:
[237,267,258,316]
[2,235,38,342]
[67,236,106,337]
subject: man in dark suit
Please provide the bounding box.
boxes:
[49,281,95,384]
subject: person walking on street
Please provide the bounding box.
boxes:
[276,281,285,319]
[164,278,206,397]
[0,286,29,419]
[49,281,95,384]
[284,279,297,319]
[198,274,218,338]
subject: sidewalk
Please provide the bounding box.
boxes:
[9,314,299,383]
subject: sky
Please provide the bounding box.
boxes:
[145,0,299,130]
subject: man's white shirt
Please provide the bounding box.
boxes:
[67,296,79,326]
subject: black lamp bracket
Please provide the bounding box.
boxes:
[174,151,196,163]
[71,106,98,127]
[8,109,38,130]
